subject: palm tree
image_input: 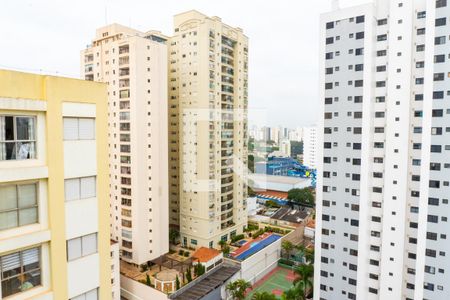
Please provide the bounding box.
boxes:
[293,264,314,299]
[304,248,314,264]
[251,291,277,300]
[226,279,252,300]
[281,285,304,300]
[281,240,294,259]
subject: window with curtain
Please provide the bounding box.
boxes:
[0,183,38,231]
[0,247,41,298]
[0,116,36,160]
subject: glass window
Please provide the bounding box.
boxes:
[63,118,95,141]
[70,288,98,300]
[0,247,41,298]
[67,233,98,261]
[64,177,96,201]
[0,116,36,160]
[0,183,38,231]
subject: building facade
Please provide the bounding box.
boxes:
[303,126,317,169]
[81,24,169,265]
[0,70,111,299]
[168,10,249,248]
[316,0,450,299]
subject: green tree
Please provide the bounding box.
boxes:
[226,279,252,300]
[175,275,180,290]
[169,228,180,245]
[218,239,227,250]
[287,188,314,206]
[251,291,277,300]
[146,274,151,286]
[281,284,304,300]
[281,240,294,259]
[186,266,192,283]
[248,154,255,172]
[293,264,314,299]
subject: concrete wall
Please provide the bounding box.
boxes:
[120,275,168,300]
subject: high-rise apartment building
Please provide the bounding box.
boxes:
[0,70,111,299]
[303,126,317,169]
[316,0,450,299]
[81,24,169,265]
[168,10,249,248]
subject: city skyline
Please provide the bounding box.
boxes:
[1,0,371,128]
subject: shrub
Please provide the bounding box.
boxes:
[279,258,294,266]
[231,234,245,243]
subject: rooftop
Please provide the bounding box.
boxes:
[306,219,316,229]
[270,207,309,224]
[192,247,221,263]
[171,265,240,300]
[256,190,288,200]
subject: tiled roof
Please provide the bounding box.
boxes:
[192,247,221,263]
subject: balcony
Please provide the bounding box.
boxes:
[221,47,234,57]
[119,45,129,54]
[221,76,234,84]
[119,79,130,88]
[221,57,234,67]
[222,66,234,76]
[119,68,130,76]
[85,74,94,81]
[119,56,129,66]
[221,36,235,48]
[221,94,233,103]
[221,185,233,194]
[85,64,93,73]
[84,54,94,63]
[221,84,234,94]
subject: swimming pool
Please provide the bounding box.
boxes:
[233,234,282,261]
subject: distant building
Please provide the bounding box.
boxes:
[302,126,317,169]
[280,139,291,157]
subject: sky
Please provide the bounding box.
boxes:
[0,0,370,128]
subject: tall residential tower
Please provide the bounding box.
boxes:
[316,0,450,299]
[81,24,169,265]
[168,11,249,248]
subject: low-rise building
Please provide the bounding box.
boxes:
[192,247,223,273]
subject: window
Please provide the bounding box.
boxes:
[356,15,365,23]
[70,288,99,300]
[0,183,38,231]
[64,176,96,201]
[373,19,385,27]
[417,11,426,18]
[326,22,334,29]
[377,34,387,41]
[67,233,98,261]
[435,36,446,45]
[434,54,445,63]
[436,0,447,8]
[435,17,447,26]
[377,50,386,57]
[63,118,95,140]
[0,115,36,160]
[356,32,365,39]
[0,247,41,298]
[355,48,364,56]
[417,28,426,35]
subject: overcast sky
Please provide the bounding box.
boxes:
[0,0,370,128]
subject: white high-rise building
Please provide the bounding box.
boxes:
[81,24,169,265]
[303,126,317,169]
[315,1,450,299]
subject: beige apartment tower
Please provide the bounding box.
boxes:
[81,24,169,266]
[169,11,249,248]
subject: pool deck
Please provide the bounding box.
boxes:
[231,232,273,258]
